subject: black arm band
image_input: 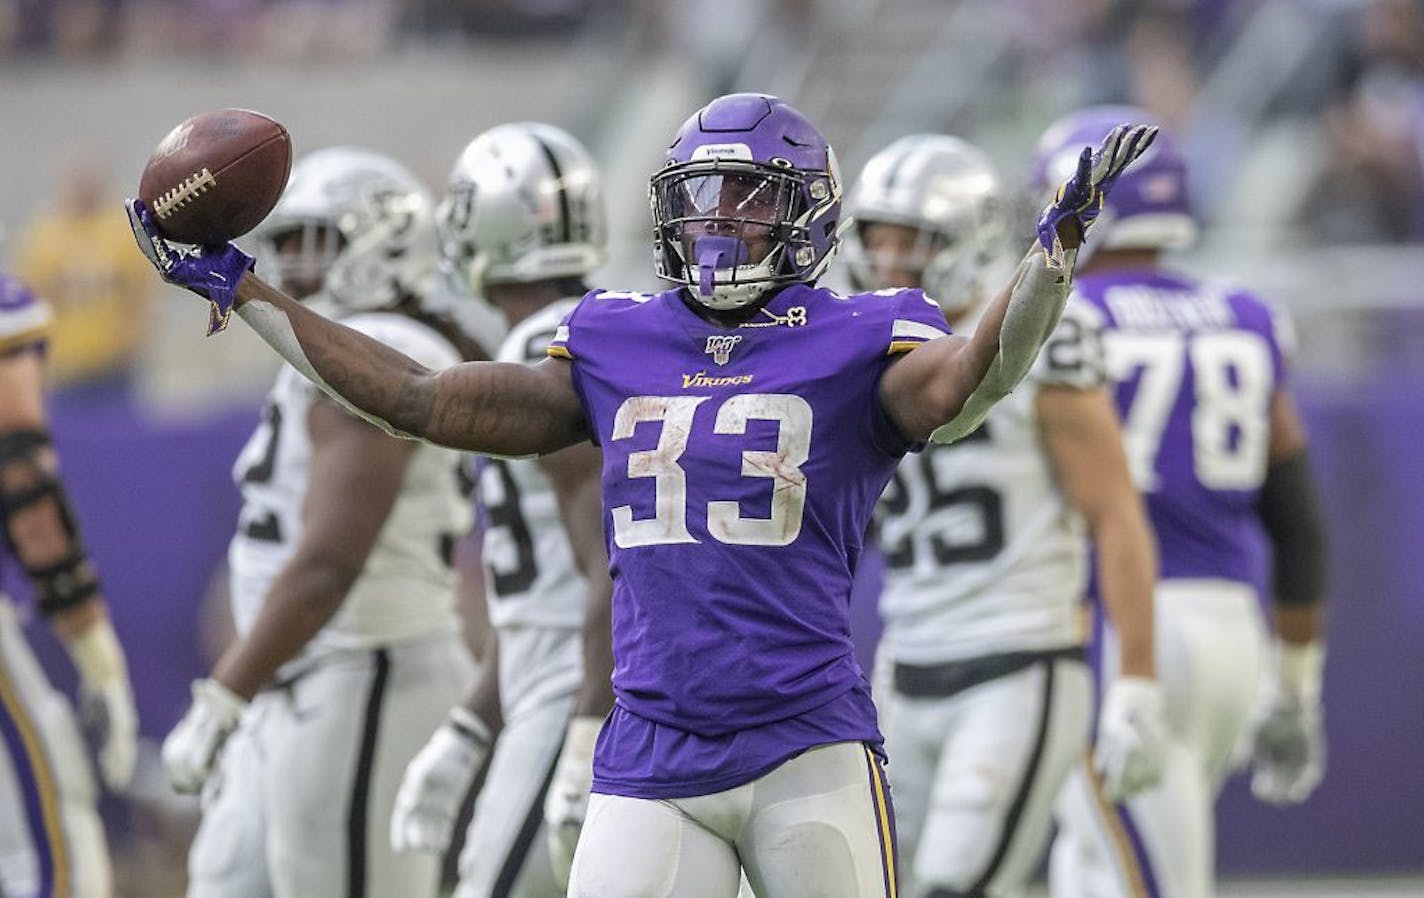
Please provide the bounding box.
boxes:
[1257,448,1327,607]
[0,429,102,615]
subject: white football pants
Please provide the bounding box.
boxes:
[881,652,1092,898]
[187,632,476,898]
[568,740,898,898]
[454,626,582,898]
[1051,580,1265,898]
[0,597,112,898]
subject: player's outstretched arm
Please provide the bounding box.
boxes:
[232,274,589,455]
[880,125,1158,443]
[127,200,590,457]
[1038,384,1167,799]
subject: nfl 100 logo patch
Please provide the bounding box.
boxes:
[704,335,742,366]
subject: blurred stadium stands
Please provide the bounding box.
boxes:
[1,0,1421,894]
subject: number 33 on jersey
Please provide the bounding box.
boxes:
[548,283,948,733]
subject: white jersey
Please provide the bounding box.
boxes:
[876,298,1106,664]
[228,312,472,662]
[479,299,589,718]
[480,298,588,633]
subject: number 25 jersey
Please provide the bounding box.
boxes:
[876,298,1106,665]
[549,284,949,738]
[1074,269,1291,585]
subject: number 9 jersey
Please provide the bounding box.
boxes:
[228,313,473,663]
[1074,269,1292,584]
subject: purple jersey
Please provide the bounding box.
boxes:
[1074,268,1290,585]
[549,283,949,797]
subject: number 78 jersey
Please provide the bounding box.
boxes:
[550,284,949,737]
[1074,269,1292,585]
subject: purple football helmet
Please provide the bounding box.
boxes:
[650,93,843,310]
[1031,106,1196,253]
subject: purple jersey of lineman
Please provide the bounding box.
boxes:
[1074,268,1290,585]
[549,282,949,798]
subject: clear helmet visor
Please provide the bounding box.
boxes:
[656,168,803,278]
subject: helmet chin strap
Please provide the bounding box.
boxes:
[694,236,750,298]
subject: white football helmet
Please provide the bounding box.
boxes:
[844,134,1006,313]
[254,147,436,314]
[437,122,606,299]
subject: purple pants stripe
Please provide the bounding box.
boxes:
[1082,753,1156,898]
[1115,802,1163,898]
[863,744,898,898]
[0,657,65,898]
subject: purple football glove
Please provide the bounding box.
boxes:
[1035,123,1158,269]
[126,199,255,335]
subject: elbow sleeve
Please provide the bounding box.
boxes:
[931,250,1074,444]
[1258,449,1327,607]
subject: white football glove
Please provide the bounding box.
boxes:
[65,619,139,790]
[390,708,492,854]
[545,716,601,889]
[1251,641,1325,805]
[1095,676,1168,801]
[161,678,247,794]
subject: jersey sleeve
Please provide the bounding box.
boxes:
[0,274,52,355]
[1028,295,1107,390]
[884,288,952,355]
[547,290,607,361]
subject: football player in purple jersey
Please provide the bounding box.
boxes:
[127,93,1156,897]
[0,271,138,898]
[1031,109,1330,898]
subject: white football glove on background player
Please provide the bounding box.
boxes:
[1251,640,1325,805]
[545,716,601,888]
[390,708,492,854]
[64,618,139,790]
[1095,676,1168,801]
[162,678,247,794]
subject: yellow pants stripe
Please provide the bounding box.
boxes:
[864,745,898,898]
[1083,752,1148,898]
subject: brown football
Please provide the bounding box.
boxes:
[139,108,292,245]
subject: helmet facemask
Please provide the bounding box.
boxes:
[652,157,838,311]
[261,219,347,302]
[843,134,1007,317]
